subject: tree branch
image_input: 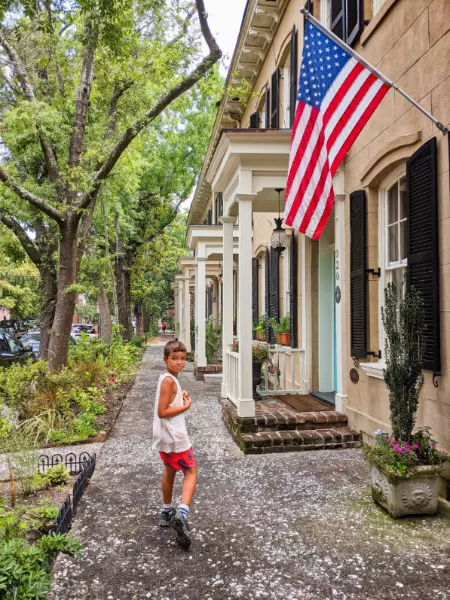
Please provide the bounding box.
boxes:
[79,0,221,211]
[0,169,64,224]
[0,29,60,183]
[0,212,42,266]
[68,21,98,171]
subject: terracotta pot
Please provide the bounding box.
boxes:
[371,465,439,518]
[277,333,290,346]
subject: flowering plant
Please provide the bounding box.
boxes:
[229,340,270,362]
[364,426,449,479]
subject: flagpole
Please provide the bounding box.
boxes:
[300,8,449,135]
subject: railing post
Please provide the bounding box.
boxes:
[220,216,236,399]
[195,256,207,367]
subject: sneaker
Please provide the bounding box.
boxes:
[171,509,191,550]
[159,508,175,528]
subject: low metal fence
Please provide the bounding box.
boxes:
[39,452,97,535]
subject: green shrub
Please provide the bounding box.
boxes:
[0,534,82,599]
[205,318,221,364]
[42,464,70,487]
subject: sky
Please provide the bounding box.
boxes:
[204,0,247,70]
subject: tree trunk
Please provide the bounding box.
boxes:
[38,267,58,360]
[114,248,133,341]
[98,285,112,345]
[135,303,144,338]
[48,219,79,371]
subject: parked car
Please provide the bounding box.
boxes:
[0,331,35,367]
[0,319,28,339]
[71,324,98,340]
[21,331,77,356]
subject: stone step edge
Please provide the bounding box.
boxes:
[240,428,362,455]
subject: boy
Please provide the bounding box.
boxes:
[153,340,196,550]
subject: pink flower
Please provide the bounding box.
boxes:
[442,451,446,456]
[413,453,418,459]
[404,447,410,453]
[392,440,396,444]
[386,438,391,443]
[413,444,419,449]
[431,445,436,449]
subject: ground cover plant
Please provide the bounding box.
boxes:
[0,333,143,447]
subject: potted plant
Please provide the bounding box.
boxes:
[363,280,449,518]
[228,340,271,400]
[253,315,268,341]
[268,316,291,346]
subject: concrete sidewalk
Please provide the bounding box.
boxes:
[49,345,450,600]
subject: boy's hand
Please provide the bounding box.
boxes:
[182,390,192,411]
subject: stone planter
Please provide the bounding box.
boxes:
[252,360,263,400]
[371,465,439,518]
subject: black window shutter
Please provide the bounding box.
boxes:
[289,26,298,129]
[265,248,271,340]
[252,258,259,339]
[249,112,259,129]
[330,0,345,41]
[269,248,280,343]
[406,137,440,373]
[350,190,367,358]
[270,69,280,129]
[289,234,298,348]
[265,87,270,129]
[345,0,364,47]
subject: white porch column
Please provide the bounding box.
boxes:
[334,166,348,413]
[195,257,207,367]
[177,281,183,341]
[220,217,236,399]
[183,271,191,352]
[237,195,255,418]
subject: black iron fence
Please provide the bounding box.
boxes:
[38,452,97,535]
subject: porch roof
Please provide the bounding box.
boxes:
[187,224,240,258]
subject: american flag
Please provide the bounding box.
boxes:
[284,20,389,239]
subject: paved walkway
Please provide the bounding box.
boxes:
[49,346,450,600]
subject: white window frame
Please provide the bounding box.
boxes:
[373,0,387,16]
[282,245,290,316]
[282,63,290,128]
[321,0,331,28]
[378,164,407,355]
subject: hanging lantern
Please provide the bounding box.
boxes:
[270,188,289,251]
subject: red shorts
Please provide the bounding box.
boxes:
[159,448,196,471]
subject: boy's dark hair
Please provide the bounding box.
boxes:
[164,340,187,358]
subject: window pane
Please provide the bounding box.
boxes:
[331,0,343,21]
[388,225,398,263]
[8,338,20,353]
[391,266,406,291]
[400,220,408,261]
[400,176,407,219]
[388,183,398,224]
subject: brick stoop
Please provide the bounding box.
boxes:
[221,397,361,454]
[194,364,222,381]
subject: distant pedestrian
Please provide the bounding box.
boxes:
[161,320,167,336]
[153,340,196,550]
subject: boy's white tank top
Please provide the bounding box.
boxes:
[152,372,191,453]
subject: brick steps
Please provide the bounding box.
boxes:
[241,410,348,433]
[241,427,362,454]
[220,398,362,455]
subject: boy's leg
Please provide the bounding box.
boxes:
[180,467,197,506]
[162,465,177,504]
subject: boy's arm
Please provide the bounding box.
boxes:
[158,377,191,419]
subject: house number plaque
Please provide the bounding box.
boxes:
[335,285,341,303]
[349,368,359,384]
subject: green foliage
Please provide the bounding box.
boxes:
[42,464,70,487]
[268,316,291,336]
[205,318,221,365]
[0,335,143,445]
[381,280,424,442]
[229,340,270,362]
[0,534,82,599]
[253,315,268,338]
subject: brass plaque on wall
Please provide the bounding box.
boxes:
[349,368,359,384]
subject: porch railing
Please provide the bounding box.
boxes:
[225,347,239,406]
[261,345,306,395]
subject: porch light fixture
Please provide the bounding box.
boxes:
[270,188,288,251]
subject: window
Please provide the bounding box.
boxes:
[249,112,260,129]
[385,175,407,289]
[215,192,223,223]
[330,0,364,47]
[7,336,20,354]
[270,68,280,128]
